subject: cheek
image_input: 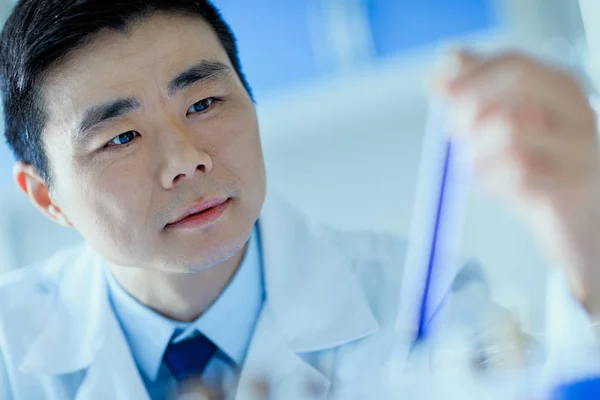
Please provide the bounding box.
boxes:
[59,156,157,260]
[90,159,156,228]
[209,106,265,188]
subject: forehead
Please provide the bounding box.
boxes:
[42,13,230,127]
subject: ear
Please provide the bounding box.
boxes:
[13,162,72,227]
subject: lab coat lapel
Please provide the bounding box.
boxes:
[236,193,380,397]
[19,245,148,400]
[74,309,149,400]
[236,307,331,399]
[258,193,379,351]
[18,193,379,399]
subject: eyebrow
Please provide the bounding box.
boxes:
[75,61,232,140]
[77,97,141,140]
[167,61,232,96]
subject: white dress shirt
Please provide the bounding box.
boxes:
[105,227,264,399]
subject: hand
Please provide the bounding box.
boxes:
[433,49,600,315]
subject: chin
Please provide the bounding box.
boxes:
[157,227,251,273]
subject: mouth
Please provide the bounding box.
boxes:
[165,197,231,229]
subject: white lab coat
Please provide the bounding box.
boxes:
[0,193,596,399]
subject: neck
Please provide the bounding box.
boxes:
[109,245,247,322]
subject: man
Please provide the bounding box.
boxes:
[0,0,599,399]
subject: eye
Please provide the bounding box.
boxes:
[106,130,140,147]
[187,97,216,115]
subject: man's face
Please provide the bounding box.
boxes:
[39,13,266,271]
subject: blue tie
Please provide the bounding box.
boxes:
[163,333,218,381]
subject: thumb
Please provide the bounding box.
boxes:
[431,48,482,94]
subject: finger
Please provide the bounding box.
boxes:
[466,104,556,195]
[453,98,597,173]
[469,101,552,151]
[447,95,550,141]
[444,52,579,113]
[455,49,480,70]
[432,48,484,94]
[473,152,589,270]
[447,51,526,95]
[251,378,271,400]
[471,120,597,199]
[472,149,556,202]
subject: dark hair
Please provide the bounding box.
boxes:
[0,0,252,186]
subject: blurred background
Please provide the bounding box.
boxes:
[0,0,590,335]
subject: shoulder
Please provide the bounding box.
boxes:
[315,225,406,283]
[0,244,87,354]
[311,224,408,319]
[0,245,87,392]
[0,244,85,317]
[262,193,407,271]
[309,227,409,391]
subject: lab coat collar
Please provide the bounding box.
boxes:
[18,191,379,396]
[19,244,109,375]
[19,244,149,399]
[257,192,379,353]
[19,245,148,400]
[235,306,332,399]
[234,193,380,398]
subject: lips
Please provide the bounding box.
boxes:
[166,198,230,228]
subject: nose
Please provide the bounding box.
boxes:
[159,127,214,189]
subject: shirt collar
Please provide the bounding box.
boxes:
[105,226,264,381]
